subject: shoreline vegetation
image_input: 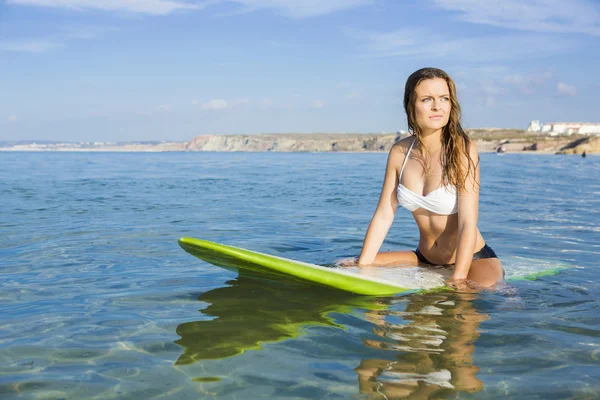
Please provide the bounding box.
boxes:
[2,129,599,154]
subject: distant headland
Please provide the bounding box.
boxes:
[2,127,599,154]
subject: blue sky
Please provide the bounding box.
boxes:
[1,0,599,142]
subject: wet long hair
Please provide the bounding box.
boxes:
[403,67,477,191]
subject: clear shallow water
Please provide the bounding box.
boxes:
[1,152,599,399]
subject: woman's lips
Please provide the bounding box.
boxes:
[429,115,443,119]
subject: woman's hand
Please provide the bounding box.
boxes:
[446,277,476,292]
[333,257,358,267]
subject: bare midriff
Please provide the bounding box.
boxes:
[412,209,485,265]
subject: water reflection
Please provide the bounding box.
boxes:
[175,274,486,398]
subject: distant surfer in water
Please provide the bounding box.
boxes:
[352,67,504,290]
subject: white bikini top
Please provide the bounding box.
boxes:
[397,138,458,215]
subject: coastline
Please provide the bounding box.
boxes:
[2,130,598,154]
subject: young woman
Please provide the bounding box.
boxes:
[356,67,504,289]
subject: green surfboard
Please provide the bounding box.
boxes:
[179,237,417,295]
[178,237,567,296]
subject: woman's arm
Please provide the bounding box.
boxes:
[357,145,403,265]
[452,141,480,280]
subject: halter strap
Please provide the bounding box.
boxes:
[399,137,417,178]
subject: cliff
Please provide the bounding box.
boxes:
[2,130,598,154]
[555,136,600,155]
[185,133,402,152]
[185,130,599,154]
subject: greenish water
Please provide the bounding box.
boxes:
[1,152,598,399]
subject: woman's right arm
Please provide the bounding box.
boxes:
[357,145,403,265]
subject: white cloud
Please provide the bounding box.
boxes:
[0,25,118,54]
[223,0,373,18]
[200,99,230,110]
[433,0,600,36]
[7,115,18,123]
[6,0,205,15]
[310,99,325,109]
[259,98,273,109]
[458,68,555,103]
[503,71,553,94]
[357,28,419,55]
[194,97,250,110]
[8,0,372,17]
[354,28,578,61]
[480,85,508,96]
[0,40,62,53]
[557,82,577,96]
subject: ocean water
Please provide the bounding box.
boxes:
[1,151,599,399]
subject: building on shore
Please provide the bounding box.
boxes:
[526,120,542,132]
[527,120,600,136]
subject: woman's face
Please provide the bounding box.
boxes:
[414,78,451,134]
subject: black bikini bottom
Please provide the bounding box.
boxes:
[413,244,498,266]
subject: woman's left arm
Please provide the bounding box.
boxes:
[452,141,480,281]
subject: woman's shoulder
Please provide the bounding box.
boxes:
[391,135,414,154]
[464,138,479,161]
[386,136,414,168]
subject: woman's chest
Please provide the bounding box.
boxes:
[400,157,446,195]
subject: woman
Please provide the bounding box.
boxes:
[356,67,503,289]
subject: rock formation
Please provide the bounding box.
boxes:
[185,133,402,152]
[2,130,598,154]
[556,136,600,154]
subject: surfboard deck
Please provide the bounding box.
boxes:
[178,237,566,296]
[179,237,418,295]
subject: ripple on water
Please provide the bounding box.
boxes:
[0,152,598,399]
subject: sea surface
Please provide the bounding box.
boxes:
[1,151,599,399]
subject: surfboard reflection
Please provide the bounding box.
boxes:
[174,272,384,365]
[174,274,486,398]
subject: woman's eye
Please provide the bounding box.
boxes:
[422,98,431,102]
